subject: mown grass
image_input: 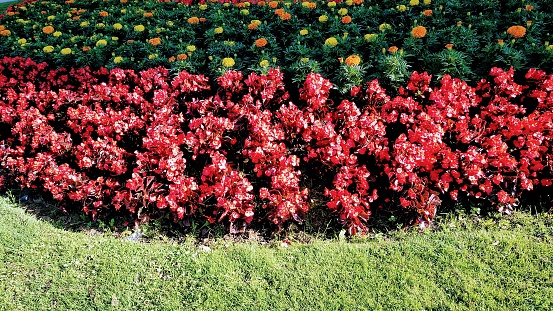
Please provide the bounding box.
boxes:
[0,1,17,13]
[1,195,553,310]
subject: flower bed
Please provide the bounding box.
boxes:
[1,0,552,91]
[1,56,552,234]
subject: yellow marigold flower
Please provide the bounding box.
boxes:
[546,45,553,51]
[345,55,361,66]
[411,25,427,38]
[53,31,62,37]
[43,45,55,53]
[328,1,336,7]
[260,60,269,67]
[199,4,208,10]
[410,0,419,5]
[114,56,123,63]
[214,27,224,34]
[112,37,118,41]
[113,23,123,30]
[187,45,196,52]
[424,0,431,4]
[241,9,249,15]
[134,25,145,32]
[18,38,27,45]
[300,29,308,36]
[325,37,338,47]
[43,25,55,34]
[167,21,174,27]
[177,53,187,61]
[507,25,526,38]
[47,15,55,21]
[222,57,235,67]
[346,0,353,5]
[80,21,89,27]
[498,39,504,47]
[255,38,268,47]
[379,23,391,31]
[148,54,158,60]
[364,33,378,42]
[61,48,72,55]
[96,39,108,47]
[397,5,407,12]
[188,17,199,24]
[301,57,309,63]
[319,15,328,22]
[251,20,262,26]
[149,37,162,46]
[96,23,105,28]
[338,8,348,16]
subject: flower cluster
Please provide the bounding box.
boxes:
[1,57,553,233]
[0,0,551,90]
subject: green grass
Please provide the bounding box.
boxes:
[0,1,17,13]
[1,195,553,310]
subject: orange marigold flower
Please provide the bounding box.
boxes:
[72,16,80,20]
[527,20,532,27]
[411,25,427,38]
[269,1,278,8]
[258,1,266,5]
[99,11,108,17]
[188,17,200,24]
[121,0,127,3]
[248,23,258,30]
[280,12,291,20]
[341,16,352,24]
[149,37,162,46]
[497,39,504,47]
[255,38,268,47]
[423,9,432,16]
[177,53,188,61]
[168,56,176,62]
[82,46,91,52]
[445,43,453,50]
[525,5,534,10]
[42,25,55,34]
[308,2,316,9]
[199,17,206,23]
[0,30,11,36]
[457,21,462,26]
[507,25,526,38]
[345,55,361,66]
[274,8,285,16]
[388,46,399,53]
[143,12,153,17]
[353,0,363,4]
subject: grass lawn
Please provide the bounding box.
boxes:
[1,195,553,310]
[0,1,17,12]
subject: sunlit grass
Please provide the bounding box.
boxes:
[1,196,552,310]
